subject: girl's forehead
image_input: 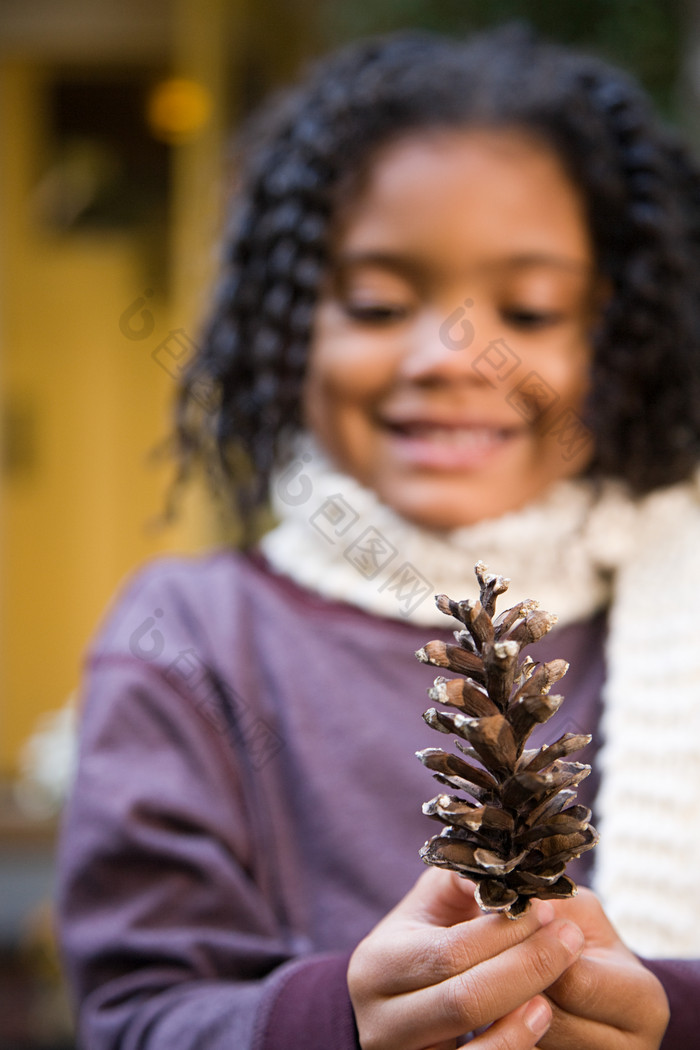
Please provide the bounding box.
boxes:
[331,127,594,272]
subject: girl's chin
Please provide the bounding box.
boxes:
[373,478,525,531]
[372,458,577,530]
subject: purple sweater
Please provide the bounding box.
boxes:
[56,550,697,1047]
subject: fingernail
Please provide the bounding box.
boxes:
[524,997,551,1036]
[558,921,584,955]
[533,899,555,926]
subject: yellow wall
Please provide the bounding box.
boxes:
[0,0,315,776]
[0,48,224,775]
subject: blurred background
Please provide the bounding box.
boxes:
[0,0,696,1045]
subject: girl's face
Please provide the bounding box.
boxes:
[304,128,602,530]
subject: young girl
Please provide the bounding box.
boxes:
[57,24,700,1049]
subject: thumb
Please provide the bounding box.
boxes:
[396,866,481,928]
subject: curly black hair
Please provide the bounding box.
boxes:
[175,23,700,533]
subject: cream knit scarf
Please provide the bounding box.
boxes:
[260,439,700,958]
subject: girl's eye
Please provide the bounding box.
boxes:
[343,301,410,324]
[501,306,565,330]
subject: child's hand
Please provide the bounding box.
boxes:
[537,888,669,1049]
[347,867,585,1050]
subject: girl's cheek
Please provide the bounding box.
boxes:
[309,332,403,399]
[548,337,592,400]
[516,330,592,400]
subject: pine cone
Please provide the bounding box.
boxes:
[416,561,598,918]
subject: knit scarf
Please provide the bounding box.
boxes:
[260,438,700,958]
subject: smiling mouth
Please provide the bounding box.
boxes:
[387,422,517,445]
[382,421,524,468]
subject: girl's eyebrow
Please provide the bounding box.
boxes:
[504,253,594,275]
[330,251,428,283]
[330,250,593,280]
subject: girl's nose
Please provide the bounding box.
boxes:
[398,301,500,384]
[438,297,477,352]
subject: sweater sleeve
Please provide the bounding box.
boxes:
[642,959,700,1048]
[55,566,361,1050]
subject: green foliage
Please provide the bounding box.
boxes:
[318,0,682,116]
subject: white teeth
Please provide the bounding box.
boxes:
[408,426,505,447]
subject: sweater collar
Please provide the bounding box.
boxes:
[260,435,635,628]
